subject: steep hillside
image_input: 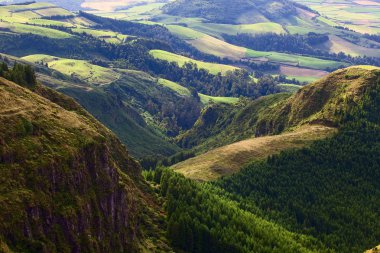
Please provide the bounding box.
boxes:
[163,0,297,24]
[174,66,380,180]
[19,55,191,157]
[177,93,291,151]
[255,66,380,135]
[180,66,380,151]
[0,77,172,252]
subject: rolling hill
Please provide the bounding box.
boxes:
[163,0,297,24]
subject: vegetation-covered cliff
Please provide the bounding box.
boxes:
[0,77,172,252]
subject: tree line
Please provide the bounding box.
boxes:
[0,57,36,90]
[144,167,329,253]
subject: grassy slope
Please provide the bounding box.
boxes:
[174,66,380,181]
[0,22,72,38]
[17,52,181,157]
[182,22,286,38]
[71,27,128,43]
[157,78,239,105]
[246,49,345,70]
[149,49,239,75]
[0,3,74,39]
[294,0,380,34]
[22,54,120,85]
[158,78,191,96]
[173,124,336,181]
[167,25,344,70]
[162,0,296,24]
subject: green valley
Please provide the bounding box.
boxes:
[0,0,380,253]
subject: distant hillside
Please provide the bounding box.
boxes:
[0,0,84,10]
[0,77,172,252]
[163,0,297,24]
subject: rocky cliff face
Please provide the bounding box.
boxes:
[0,78,171,252]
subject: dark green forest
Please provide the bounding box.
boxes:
[0,58,36,89]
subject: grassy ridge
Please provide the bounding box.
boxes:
[22,54,120,85]
[173,124,336,181]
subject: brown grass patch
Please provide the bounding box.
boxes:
[280,66,328,78]
[172,124,337,181]
[189,35,247,61]
[325,35,380,57]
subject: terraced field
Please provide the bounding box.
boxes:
[150,49,240,74]
[172,124,337,181]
